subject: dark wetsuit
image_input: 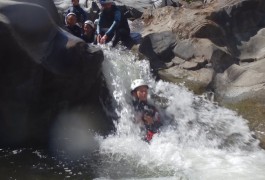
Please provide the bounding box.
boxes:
[81,31,96,44]
[96,5,132,47]
[65,24,82,38]
[133,100,162,142]
[65,5,88,25]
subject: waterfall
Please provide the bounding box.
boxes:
[95,45,265,180]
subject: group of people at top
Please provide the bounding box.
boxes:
[64,0,132,47]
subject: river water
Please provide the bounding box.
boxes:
[2,1,265,179]
[96,46,265,179]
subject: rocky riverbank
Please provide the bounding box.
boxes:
[136,0,265,148]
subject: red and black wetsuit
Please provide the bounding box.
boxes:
[133,100,162,142]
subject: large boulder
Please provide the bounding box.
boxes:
[139,31,177,70]
[0,0,106,146]
[214,60,265,103]
[213,60,265,148]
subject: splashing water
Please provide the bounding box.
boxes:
[96,45,265,180]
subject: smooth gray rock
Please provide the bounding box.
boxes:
[171,56,185,65]
[139,31,177,70]
[214,60,265,103]
[180,61,198,70]
[173,39,195,60]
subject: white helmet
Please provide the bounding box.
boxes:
[131,79,149,92]
[65,12,77,25]
[84,20,94,29]
[66,12,76,17]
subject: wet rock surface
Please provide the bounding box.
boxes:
[0,0,108,146]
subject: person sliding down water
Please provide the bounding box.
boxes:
[131,79,162,142]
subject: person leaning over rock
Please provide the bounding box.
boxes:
[96,0,133,48]
[81,20,96,44]
[65,0,88,27]
[65,12,82,38]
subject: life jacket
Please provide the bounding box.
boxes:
[133,100,159,121]
[81,31,96,43]
[133,100,162,142]
[65,24,82,38]
[99,5,130,33]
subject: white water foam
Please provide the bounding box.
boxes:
[95,45,265,179]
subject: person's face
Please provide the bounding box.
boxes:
[67,15,77,26]
[72,0,79,6]
[101,3,112,10]
[134,86,148,102]
[83,24,93,34]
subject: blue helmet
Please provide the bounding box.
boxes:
[99,0,114,5]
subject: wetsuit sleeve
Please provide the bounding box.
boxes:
[80,8,88,21]
[105,9,121,36]
[96,14,102,35]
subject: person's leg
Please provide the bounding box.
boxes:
[119,28,134,49]
[110,28,134,48]
[111,31,121,47]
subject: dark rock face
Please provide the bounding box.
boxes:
[0,0,105,146]
[139,31,177,70]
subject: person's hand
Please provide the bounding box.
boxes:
[100,34,108,44]
[96,34,102,44]
[143,115,154,125]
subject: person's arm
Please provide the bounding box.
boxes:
[93,31,97,45]
[105,9,121,36]
[79,7,88,22]
[143,104,162,123]
[96,15,102,43]
[96,15,101,35]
